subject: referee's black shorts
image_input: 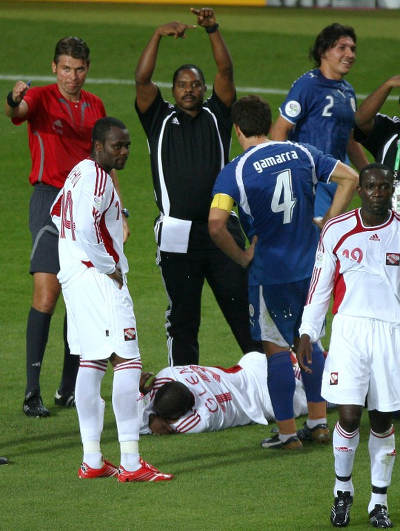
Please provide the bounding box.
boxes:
[29,183,60,275]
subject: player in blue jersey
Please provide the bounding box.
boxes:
[270,23,367,226]
[209,95,358,450]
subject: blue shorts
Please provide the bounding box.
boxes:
[249,278,310,347]
[314,181,337,219]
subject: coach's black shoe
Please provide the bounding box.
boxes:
[261,433,303,450]
[369,505,393,528]
[23,392,50,417]
[0,457,8,465]
[54,389,75,407]
[331,491,353,527]
[297,421,330,443]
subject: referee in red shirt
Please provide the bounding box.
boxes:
[5,37,129,417]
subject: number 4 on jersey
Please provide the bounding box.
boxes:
[60,190,76,240]
[271,169,297,224]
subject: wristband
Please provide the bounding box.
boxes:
[7,91,20,108]
[206,23,219,34]
[121,208,130,218]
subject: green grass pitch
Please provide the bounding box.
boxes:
[0,2,399,529]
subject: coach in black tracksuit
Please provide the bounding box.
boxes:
[135,7,261,366]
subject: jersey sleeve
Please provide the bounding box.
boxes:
[135,88,171,139]
[299,226,338,342]
[302,143,339,184]
[73,170,117,274]
[205,88,235,135]
[212,162,240,203]
[279,74,312,125]
[171,408,208,433]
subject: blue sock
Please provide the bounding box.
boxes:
[301,342,325,402]
[267,351,295,421]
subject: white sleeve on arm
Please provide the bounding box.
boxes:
[74,177,117,274]
[299,230,338,342]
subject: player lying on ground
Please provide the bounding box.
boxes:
[138,352,308,434]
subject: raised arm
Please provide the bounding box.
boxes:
[5,80,30,119]
[135,21,196,113]
[355,75,400,135]
[269,115,294,141]
[191,7,235,107]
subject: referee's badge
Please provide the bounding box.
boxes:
[330,372,338,385]
[124,328,136,341]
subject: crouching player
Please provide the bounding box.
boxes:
[51,117,173,482]
[297,164,399,527]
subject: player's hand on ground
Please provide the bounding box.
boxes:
[190,7,216,27]
[156,21,196,39]
[12,80,30,104]
[139,372,155,394]
[149,415,176,435]
[122,216,130,243]
[107,266,123,289]
[295,334,313,374]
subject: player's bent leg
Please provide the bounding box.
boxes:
[75,358,109,477]
[261,347,302,450]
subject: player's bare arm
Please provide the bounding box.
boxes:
[321,162,358,225]
[269,115,294,141]
[139,372,155,395]
[191,7,235,107]
[209,207,257,268]
[346,131,368,171]
[355,74,400,135]
[149,414,175,435]
[109,170,130,243]
[295,334,313,374]
[5,80,29,119]
[135,21,196,113]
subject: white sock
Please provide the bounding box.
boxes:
[112,359,141,471]
[279,432,297,443]
[75,359,107,467]
[333,422,359,497]
[367,425,395,514]
[307,417,327,429]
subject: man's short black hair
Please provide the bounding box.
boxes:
[359,162,394,187]
[309,23,356,67]
[92,117,127,145]
[53,36,90,64]
[231,95,271,138]
[172,64,206,87]
[153,381,195,420]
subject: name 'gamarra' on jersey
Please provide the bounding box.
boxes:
[212,141,338,285]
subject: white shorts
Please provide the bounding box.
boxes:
[62,268,140,361]
[322,314,400,412]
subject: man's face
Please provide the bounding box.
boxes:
[321,36,356,79]
[96,126,131,172]
[52,55,89,100]
[172,68,206,114]
[358,169,394,217]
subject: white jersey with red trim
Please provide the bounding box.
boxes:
[300,208,400,342]
[139,352,307,434]
[51,158,128,285]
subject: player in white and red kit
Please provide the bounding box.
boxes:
[139,352,308,434]
[5,37,130,417]
[51,117,172,482]
[298,163,399,528]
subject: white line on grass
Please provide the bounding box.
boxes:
[0,74,398,101]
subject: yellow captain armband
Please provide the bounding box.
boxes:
[211,193,234,212]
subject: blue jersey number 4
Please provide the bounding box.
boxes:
[271,169,297,224]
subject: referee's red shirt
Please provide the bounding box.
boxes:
[12,84,106,188]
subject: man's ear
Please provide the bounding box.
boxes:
[94,139,103,153]
[234,123,242,139]
[51,61,57,74]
